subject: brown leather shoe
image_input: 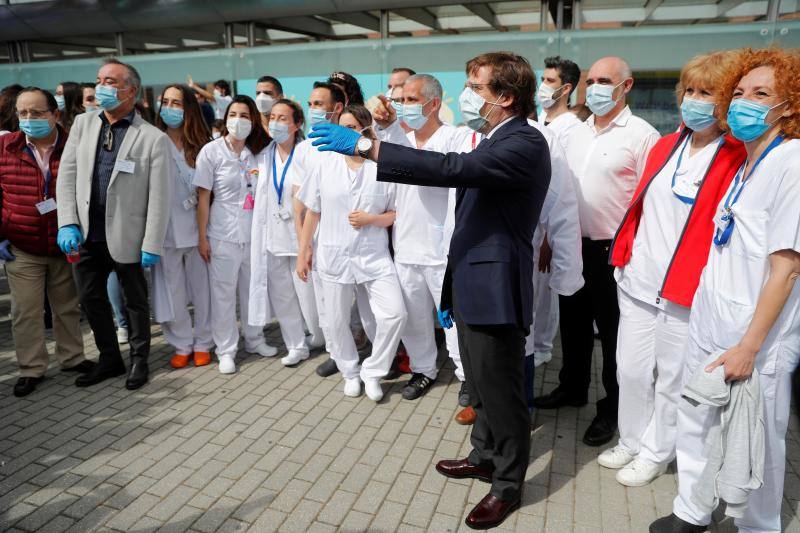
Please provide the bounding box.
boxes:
[465,493,520,530]
[455,406,476,425]
[435,458,492,483]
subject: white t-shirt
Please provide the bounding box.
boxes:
[212,94,233,120]
[688,138,800,375]
[163,140,200,249]
[539,109,582,150]
[298,154,397,284]
[193,136,261,244]
[564,106,660,240]
[616,134,723,308]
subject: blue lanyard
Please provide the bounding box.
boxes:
[714,134,784,246]
[272,144,295,205]
[25,146,52,200]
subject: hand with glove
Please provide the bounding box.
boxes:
[141,251,161,268]
[56,225,83,254]
[0,240,15,262]
[437,307,454,329]
[308,123,361,155]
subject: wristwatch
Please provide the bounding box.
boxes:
[356,136,373,158]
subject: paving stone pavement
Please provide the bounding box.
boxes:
[1,282,799,531]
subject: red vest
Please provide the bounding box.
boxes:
[609,129,746,307]
[0,127,66,257]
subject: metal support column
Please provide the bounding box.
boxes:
[540,0,549,30]
[573,0,582,30]
[767,0,781,21]
[556,0,564,29]
[246,22,256,47]
[114,32,124,56]
[380,10,390,39]
[224,23,235,48]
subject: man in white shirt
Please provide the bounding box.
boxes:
[387,67,415,95]
[537,56,583,147]
[254,75,284,130]
[188,77,233,120]
[534,56,660,448]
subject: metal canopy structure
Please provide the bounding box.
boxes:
[1,0,798,63]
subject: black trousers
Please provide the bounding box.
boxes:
[73,240,150,368]
[557,238,620,419]
[455,295,529,501]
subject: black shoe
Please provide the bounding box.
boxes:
[75,364,126,387]
[316,358,339,378]
[62,360,97,373]
[458,381,470,407]
[583,415,617,447]
[14,376,44,397]
[649,514,707,533]
[125,360,149,390]
[402,373,435,400]
[384,356,402,381]
[533,387,587,409]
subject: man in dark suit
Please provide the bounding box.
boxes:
[309,52,551,530]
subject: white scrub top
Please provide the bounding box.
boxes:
[193,136,261,244]
[539,110,583,150]
[163,140,200,249]
[260,141,301,256]
[616,134,723,309]
[688,138,800,375]
[298,154,397,284]
[212,94,233,120]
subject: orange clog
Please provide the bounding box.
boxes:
[455,406,476,425]
[170,353,191,369]
[194,351,211,367]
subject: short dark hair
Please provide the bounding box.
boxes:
[313,81,346,107]
[544,56,581,98]
[466,52,537,119]
[215,80,231,96]
[0,84,24,132]
[19,86,58,113]
[80,82,94,90]
[391,67,416,76]
[327,71,364,106]
[257,76,283,95]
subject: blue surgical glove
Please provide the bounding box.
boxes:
[0,240,15,262]
[56,225,83,254]
[437,307,454,329]
[308,123,360,155]
[141,251,161,268]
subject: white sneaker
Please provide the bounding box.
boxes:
[364,378,384,402]
[218,354,236,374]
[615,457,667,487]
[306,333,325,350]
[343,378,361,397]
[281,349,310,367]
[597,445,636,469]
[250,343,278,358]
[533,351,552,367]
[116,327,129,344]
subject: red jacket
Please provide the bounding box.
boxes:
[609,128,746,307]
[0,127,67,257]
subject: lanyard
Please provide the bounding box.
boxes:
[714,134,783,246]
[669,135,694,205]
[25,146,52,200]
[272,144,295,205]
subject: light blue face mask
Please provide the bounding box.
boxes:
[402,99,433,130]
[269,121,291,144]
[308,108,332,126]
[19,118,54,139]
[458,87,502,132]
[391,100,404,120]
[54,94,65,111]
[159,107,184,129]
[95,84,126,110]
[585,80,625,117]
[726,98,786,142]
[680,97,717,132]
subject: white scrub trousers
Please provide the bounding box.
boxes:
[160,247,213,355]
[530,270,558,355]
[615,289,690,464]
[290,256,324,341]
[322,275,407,381]
[673,338,792,533]
[395,262,460,380]
[209,238,264,358]
[267,252,310,354]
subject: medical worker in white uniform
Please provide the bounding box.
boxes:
[249,99,314,367]
[297,105,407,402]
[151,84,214,369]
[651,48,800,533]
[194,96,276,374]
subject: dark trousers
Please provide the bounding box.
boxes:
[456,299,529,501]
[557,238,619,419]
[73,240,150,368]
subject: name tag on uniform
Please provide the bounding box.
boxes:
[114,159,136,174]
[36,198,57,215]
[672,177,700,201]
[183,193,198,210]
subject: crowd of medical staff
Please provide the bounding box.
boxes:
[0,45,799,532]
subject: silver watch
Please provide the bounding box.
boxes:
[356,136,373,158]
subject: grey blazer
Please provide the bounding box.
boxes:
[57,110,171,263]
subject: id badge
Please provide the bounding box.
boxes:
[183,193,198,210]
[278,207,292,220]
[672,177,699,201]
[713,207,731,233]
[243,192,255,210]
[36,198,57,215]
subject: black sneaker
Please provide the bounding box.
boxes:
[402,373,434,400]
[458,381,470,407]
[649,514,707,533]
[315,358,339,378]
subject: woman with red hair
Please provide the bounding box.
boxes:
[651,47,800,533]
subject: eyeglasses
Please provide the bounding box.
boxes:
[16,109,51,119]
[103,126,114,152]
[465,82,493,92]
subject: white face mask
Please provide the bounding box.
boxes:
[256,93,275,114]
[226,117,252,140]
[537,84,564,110]
[213,89,222,99]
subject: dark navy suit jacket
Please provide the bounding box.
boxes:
[376,116,551,328]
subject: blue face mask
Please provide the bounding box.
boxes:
[402,99,433,130]
[308,108,332,126]
[268,121,291,144]
[19,118,54,139]
[159,107,184,129]
[95,84,126,110]
[680,97,717,132]
[391,100,404,120]
[727,98,786,142]
[459,87,502,132]
[585,81,625,117]
[54,94,65,111]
